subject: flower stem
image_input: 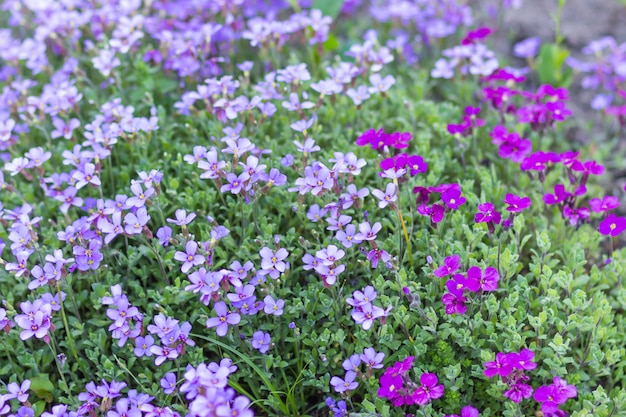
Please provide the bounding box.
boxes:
[396,208,413,267]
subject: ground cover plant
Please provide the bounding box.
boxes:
[0,0,625,416]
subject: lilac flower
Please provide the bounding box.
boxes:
[307,204,328,222]
[124,208,150,235]
[336,224,362,248]
[330,371,358,393]
[514,37,541,58]
[0,119,15,142]
[316,245,345,266]
[150,345,179,366]
[206,302,241,337]
[134,336,155,357]
[160,373,177,395]
[148,314,179,339]
[259,247,288,279]
[6,380,30,403]
[251,331,271,354]
[360,348,385,369]
[167,209,196,226]
[351,303,385,330]
[174,241,205,273]
[346,86,371,106]
[107,399,141,417]
[15,308,51,340]
[220,172,249,195]
[56,187,83,213]
[368,73,395,93]
[354,221,382,241]
[372,183,397,208]
[263,296,284,316]
[73,240,104,271]
[294,138,321,154]
[126,183,154,208]
[156,226,172,247]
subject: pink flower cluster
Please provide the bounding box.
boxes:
[435,255,500,315]
[534,376,577,417]
[377,356,444,407]
[484,349,536,403]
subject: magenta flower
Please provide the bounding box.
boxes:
[589,196,619,213]
[510,348,537,371]
[598,214,626,236]
[449,273,480,293]
[484,353,514,378]
[442,290,467,315]
[417,203,445,223]
[504,383,533,403]
[377,372,403,399]
[433,254,461,278]
[445,405,480,417]
[205,301,241,337]
[543,184,572,205]
[474,202,501,224]
[412,373,444,406]
[503,194,532,212]
[407,155,427,175]
[441,187,466,210]
[467,266,500,292]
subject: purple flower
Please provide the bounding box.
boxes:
[434,254,461,277]
[360,348,385,369]
[335,224,362,248]
[73,163,100,189]
[6,380,31,403]
[368,73,395,94]
[351,303,385,330]
[160,373,177,395]
[504,383,533,403]
[514,37,541,58]
[251,330,271,353]
[263,296,284,316]
[126,183,155,208]
[156,226,172,247]
[124,208,150,235]
[167,209,196,226]
[330,371,358,393]
[354,221,381,241]
[372,183,397,208]
[174,241,205,273]
[206,301,241,336]
[220,172,249,195]
[134,336,155,357]
[150,345,179,366]
[73,239,104,271]
[259,247,288,279]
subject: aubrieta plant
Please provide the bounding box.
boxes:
[0,1,625,417]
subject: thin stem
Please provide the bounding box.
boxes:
[396,208,413,267]
[47,341,71,395]
[57,281,85,375]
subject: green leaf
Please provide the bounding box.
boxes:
[30,374,55,402]
[312,0,344,19]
